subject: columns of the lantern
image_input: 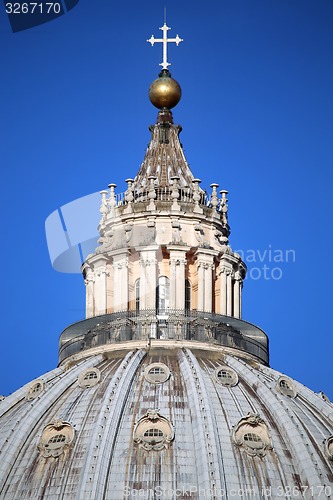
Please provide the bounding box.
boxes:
[195,250,217,312]
[83,263,95,318]
[219,266,227,315]
[233,270,243,319]
[218,254,235,317]
[139,247,159,309]
[111,250,130,312]
[226,270,234,316]
[91,255,109,316]
[168,246,187,310]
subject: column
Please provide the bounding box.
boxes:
[219,266,227,315]
[240,281,243,319]
[204,263,214,312]
[169,258,177,310]
[168,247,187,311]
[226,270,234,316]
[233,270,243,319]
[93,256,109,316]
[83,265,94,318]
[196,261,205,312]
[139,247,158,310]
[196,251,216,313]
[111,251,129,312]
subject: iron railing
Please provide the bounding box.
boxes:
[58,309,268,365]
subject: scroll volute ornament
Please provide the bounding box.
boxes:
[232,413,272,457]
[38,419,74,458]
[133,409,174,451]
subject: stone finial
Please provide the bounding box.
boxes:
[210,183,219,217]
[210,183,219,206]
[147,176,157,211]
[192,178,203,214]
[220,189,228,225]
[99,190,109,226]
[170,175,180,211]
[125,178,134,207]
[108,183,117,217]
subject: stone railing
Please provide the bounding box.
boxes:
[99,180,229,224]
[115,187,208,206]
[58,309,268,365]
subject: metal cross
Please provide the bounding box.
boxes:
[147,23,183,70]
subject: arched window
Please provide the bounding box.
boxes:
[135,278,140,312]
[185,279,191,311]
[156,276,170,313]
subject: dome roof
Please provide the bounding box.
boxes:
[2,19,333,500]
[0,342,332,498]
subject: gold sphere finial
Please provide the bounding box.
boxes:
[148,69,182,110]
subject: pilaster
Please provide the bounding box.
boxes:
[138,246,159,310]
[82,263,95,319]
[91,255,109,316]
[167,246,188,310]
[195,249,218,313]
[110,249,130,312]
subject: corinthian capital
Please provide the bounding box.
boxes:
[96,266,109,276]
[234,270,243,282]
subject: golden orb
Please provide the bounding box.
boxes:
[148,70,182,109]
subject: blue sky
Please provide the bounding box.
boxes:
[1,0,332,399]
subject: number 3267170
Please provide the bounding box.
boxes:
[6,3,61,14]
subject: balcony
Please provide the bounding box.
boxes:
[58,309,269,365]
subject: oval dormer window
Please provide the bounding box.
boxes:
[26,380,45,401]
[144,363,170,384]
[243,432,264,450]
[143,428,164,444]
[215,366,238,387]
[276,376,296,398]
[78,367,101,388]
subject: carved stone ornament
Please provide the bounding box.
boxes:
[124,224,133,242]
[96,231,114,254]
[194,224,204,242]
[133,409,174,451]
[324,436,333,461]
[232,413,272,457]
[37,419,74,458]
[26,380,45,401]
[275,376,297,398]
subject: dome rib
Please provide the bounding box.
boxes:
[0,356,103,498]
[179,348,226,496]
[227,356,330,489]
[74,350,146,499]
